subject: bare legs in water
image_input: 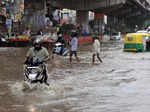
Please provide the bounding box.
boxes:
[92,53,102,64]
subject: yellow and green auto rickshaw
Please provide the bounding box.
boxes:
[124,33,150,52]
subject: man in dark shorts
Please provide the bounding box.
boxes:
[70,32,80,64]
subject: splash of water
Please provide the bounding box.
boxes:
[10,81,73,99]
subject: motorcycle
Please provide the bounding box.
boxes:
[52,42,69,56]
[24,58,47,84]
[0,33,7,46]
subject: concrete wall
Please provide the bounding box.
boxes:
[48,0,127,10]
[89,0,126,9]
[136,0,150,9]
[48,0,150,11]
[23,0,46,30]
[76,10,89,24]
[23,10,45,30]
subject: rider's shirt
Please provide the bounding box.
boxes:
[26,47,49,61]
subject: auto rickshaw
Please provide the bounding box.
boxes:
[124,33,150,52]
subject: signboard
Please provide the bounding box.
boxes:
[18,4,24,10]
[15,13,21,21]
[60,13,69,24]
[95,13,104,19]
[0,7,6,16]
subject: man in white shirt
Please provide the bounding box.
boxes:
[92,35,103,64]
[70,32,80,64]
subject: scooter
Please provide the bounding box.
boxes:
[52,42,69,56]
[24,58,47,84]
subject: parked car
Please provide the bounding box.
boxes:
[110,32,122,40]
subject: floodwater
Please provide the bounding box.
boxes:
[1,41,150,112]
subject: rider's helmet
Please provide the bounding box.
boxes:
[33,39,42,50]
[57,31,62,37]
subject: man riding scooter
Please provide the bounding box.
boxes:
[52,31,69,58]
[24,39,50,86]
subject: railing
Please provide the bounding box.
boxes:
[136,0,150,9]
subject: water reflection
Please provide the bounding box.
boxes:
[28,105,37,112]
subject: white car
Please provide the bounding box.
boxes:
[110,32,122,40]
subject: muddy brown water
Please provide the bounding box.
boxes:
[1,41,150,112]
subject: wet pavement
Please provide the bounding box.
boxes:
[1,40,150,112]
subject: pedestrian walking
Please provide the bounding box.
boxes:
[69,31,80,64]
[92,32,103,64]
[5,16,12,38]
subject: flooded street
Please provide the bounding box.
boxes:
[1,41,150,112]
